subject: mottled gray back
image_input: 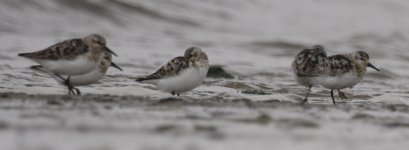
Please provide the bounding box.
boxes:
[136,56,190,81]
[20,38,89,60]
[292,45,327,77]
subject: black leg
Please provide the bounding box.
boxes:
[68,87,74,95]
[55,74,81,96]
[54,73,65,81]
[330,89,336,105]
[177,94,180,96]
[66,76,81,96]
[301,85,312,104]
[74,88,81,95]
[337,89,348,100]
[171,91,175,96]
[66,76,75,95]
[54,73,73,95]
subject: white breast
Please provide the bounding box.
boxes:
[50,68,105,86]
[319,71,364,89]
[35,54,100,76]
[295,76,321,87]
[155,66,208,94]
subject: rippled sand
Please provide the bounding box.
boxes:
[1,93,409,150]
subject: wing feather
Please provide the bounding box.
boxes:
[136,56,189,81]
[18,39,89,60]
[326,55,353,76]
[292,49,327,77]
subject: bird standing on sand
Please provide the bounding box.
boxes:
[293,45,380,104]
[292,45,328,104]
[319,51,379,104]
[18,34,117,95]
[30,51,122,86]
[136,47,209,96]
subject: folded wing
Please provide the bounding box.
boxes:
[18,39,89,60]
[292,49,327,77]
[326,55,353,76]
[136,56,189,81]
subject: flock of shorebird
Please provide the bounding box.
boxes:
[18,34,379,105]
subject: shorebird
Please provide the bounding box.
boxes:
[30,51,122,86]
[136,47,209,96]
[292,45,328,104]
[18,34,117,95]
[319,51,379,104]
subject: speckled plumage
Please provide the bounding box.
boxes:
[136,47,209,95]
[319,51,379,104]
[31,52,122,86]
[138,56,190,81]
[19,34,110,62]
[292,45,327,78]
[320,51,377,89]
[18,34,114,76]
[19,34,117,95]
[292,45,328,104]
[19,39,89,60]
[326,55,353,76]
[325,51,371,77]
[293,47,379,105]
[136,47,208,81]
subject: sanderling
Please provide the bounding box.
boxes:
[135,47,209,96]
[18,34,117,95]
[320,51,379,104]
[30,51,122,86]
[292,45,328,104]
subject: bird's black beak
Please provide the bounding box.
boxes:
[368,63,380,71]
[110,62,123,71]
[106,47,118,57]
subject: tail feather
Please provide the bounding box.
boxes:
[135,76,149,82]
[29,65,48,74]
[135,76,159,85]
[18,53,33,57]
[30,65,43,70]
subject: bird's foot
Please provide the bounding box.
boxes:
[338,90,348,100]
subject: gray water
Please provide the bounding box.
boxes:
[1,0,409,150]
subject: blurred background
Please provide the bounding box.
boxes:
[1,0,407,97]
[2,0,409,74]
[1,0,408,76]
[1,0,409,149]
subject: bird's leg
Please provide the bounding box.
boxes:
[66,76,81,96]
[330,89,336,105]
[54,73,73,95]
[65,76,76,95]
[301,85,312,104]
[73,87,81,95]
[171,91,175,96]
[54,74,80,95]
[337,89,348,100]
[177,94,180,96]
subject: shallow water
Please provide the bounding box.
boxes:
[1,0,409,149]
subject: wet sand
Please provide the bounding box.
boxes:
[1,92,409,150]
